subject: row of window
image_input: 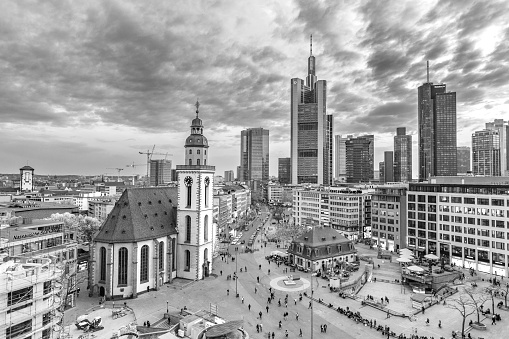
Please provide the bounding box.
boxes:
[409,194,507,206]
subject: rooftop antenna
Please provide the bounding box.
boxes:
[426,60,429,83]
[310,34,313,56]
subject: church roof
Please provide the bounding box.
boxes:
[287,227,356,261]
[20,165,34,171]
[94,187,178,243]
[185,134,209,147]
[294,227,352,247]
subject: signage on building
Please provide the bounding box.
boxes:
[12,228,61,240]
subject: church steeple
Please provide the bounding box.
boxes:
[185,100,209,166]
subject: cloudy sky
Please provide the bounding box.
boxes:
[1,0,509,178]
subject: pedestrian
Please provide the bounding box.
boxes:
[144,321,147,327]
[272,332,275,339]
[227,289,229,296]
[320,324,323,333]
[259,264,262,270]
[245,266,247,272]
[279,299,281,307]
[256,324,260,333]
[285,301,288,308]
[220,270,222,276]
[308,301,312,309]
[147,321,150,327]
[260,323,263,332]
[299,328,303,337]
[268,269,271,275]
[439,320,442,328]
[294,298,297,305]
[296,312,299,321]
[257,276,260,283]
[266,305,269,313]
[324,324,327,333]
[259,311,263,319]
[422,306,425,314]
[242,297,244,304]
[248,304,251,311]
[492,314,496,325]
[255,287,258,294]
[279,320,282,329]
[285,329,288,338]
[386,310,390,319]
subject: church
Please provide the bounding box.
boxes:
[89,102,215,299]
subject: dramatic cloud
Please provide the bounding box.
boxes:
[1,0,508,177]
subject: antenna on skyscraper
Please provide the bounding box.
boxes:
[310,34,313,56]
[426,60,429,83]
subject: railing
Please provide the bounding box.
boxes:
[402,271,433,283]
[176,165,215,170]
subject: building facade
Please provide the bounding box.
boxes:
[149,159,172,186]
[407,178,509,278]
[456,146,471,175]
[334,135,349,182]
[224,170,234,182]
[485,119,509,176]
[383,151,394,183]
[345,135,374,183]
[418,76,457,180]
[291,36,333,185]
[239,128,269,183]
[278,158,291,185]
[472,129,500,176]
[394,127,412,182]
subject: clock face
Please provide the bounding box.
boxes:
[184,176,193,187]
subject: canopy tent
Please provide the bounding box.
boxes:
[396,257,412,263]
[270,250,288,258]
[407,265,425,272]
[400,249,414,255]
[424,254,439,260]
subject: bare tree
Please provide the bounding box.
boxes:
[464,287,489,325]
[501,282,509,309]
[446,292,477,337]
[484,285,499,314]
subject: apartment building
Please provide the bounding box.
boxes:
[408,177,509,278]
[267,185,295,205]
[371,184,408,252]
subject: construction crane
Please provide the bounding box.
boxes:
[106,168,124,181]
[138,145,173,185]
[126,162,145,186]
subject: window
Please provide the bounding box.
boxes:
[7,319,32,339]
[492,199,504,206]
[418,195,425,202]
[159,242,164,270]
[189,159,192,165]
[140,245,149,283]
[8,287,32,306]
[204,215,209,241]
[464,197,475,204]
[408,211,415,219]
[454,216,462,223]
[204,177,210,207]
[204,248,208,263]
[197,159,200,165]
[43,281,52,295]
[197,150,200,154]
[171,238,176,272]
[439,196,449,202]
[408,203,415,210]
[477,198,489,205]
[43,312,52,325]
[428,196,436,203]
[184,250,191,271]
[408,194,415,202]
[189,149,192,154]
[442,234,450,241]
[185,216,191,242]
[452,197,462,203]
[118,247,128,286]
[100,247,106,281]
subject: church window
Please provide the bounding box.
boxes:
[189,159,192,165]
[184,250,191,271]
[184,176,193,207]
[118,247,128,286]
[171,238,176,272]
[204,215,209,241]
[185,216,191,242]
[204,248,208,263]
[189,149,192,154]
[197,150,200,154]
[140,245,149,283]
[99,247,106,281]
[204,177,210,207]
[204,150,207,155]
[159,242,164,270]
[204,159,207,165]
[197,159,200,165]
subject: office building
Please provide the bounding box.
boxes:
[334,135,349,182]
[456,146,471,175]
[472,129,500,176]
[370,184,408,252]
[149,159,172,186]
[485,119,509,176]
[345,135,374,183]
[407,177,509,278]
[278,158,291,184]
[240,128,269,183]
[291,36,333,185]
[418,63,457,180]
[267,184,295,205]
[383,151,394,183]
[394,127,412,182]
[224,170,235,182]
[379,162,385,183]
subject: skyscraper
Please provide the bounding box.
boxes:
[418,62,457,181]
[334,135,350,182]
[456,146,471,174]
[485,119,509,176]
[472,130,500,176]
[224,170,234,182]
[394,127,412,182]
[291,35,333,185]
[278,157,291,184]
[345,135,374,183]
[383,151,394,183]
[149,159,172,186]
[240,128,269,182]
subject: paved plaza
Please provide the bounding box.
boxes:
[65,216,509,339]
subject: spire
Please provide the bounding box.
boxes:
[426,60,429,83]
[195,99,200,118]
[310,34,313,56]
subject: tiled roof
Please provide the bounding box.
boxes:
[94,187,177,243]
[288,227,356,260]
[20,165,34,170]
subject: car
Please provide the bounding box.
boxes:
[240,240,245,244]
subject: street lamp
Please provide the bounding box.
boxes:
[235,247,239,298]
[166,300,169,313]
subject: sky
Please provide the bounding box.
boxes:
[1,0,509,178]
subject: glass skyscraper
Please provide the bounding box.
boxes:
[345,135,374,183]
[394,127,412,182]
[472,130,500,176]
[240,128,269,182]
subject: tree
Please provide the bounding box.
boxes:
[49,213,102,244]
[463,287,489,325]
[484,285,500,314]
[501,282,509,309]
[446,290,477,337]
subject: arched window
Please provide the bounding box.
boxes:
[140,245,149,283]
[197,159,200,165]
[159,241,164,270]
[99,247,106,281]
[204,248,208,263]
[184,250,191,271]
[185,176,192,207]
[204,215,209,241]
[205,150,207,155]
[185,216,191,242]
[204,159,207,165]
[118,247,128,286]
[197,150,200,154]
[171,238,176,272]
[189,149,192,154]
[204,177,210,207]
[189,159,192,165]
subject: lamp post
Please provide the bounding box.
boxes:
[310,261,314,339]
[235,247,238,297]
[166,300,169,313]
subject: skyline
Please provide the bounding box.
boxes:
[1,0,509,177]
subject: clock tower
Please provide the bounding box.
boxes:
[20,165,35,192]
[176,101,215,280]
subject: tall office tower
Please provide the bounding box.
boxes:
[291,35,333,185]
[378,162,385,183]
[236,166,241,181]
[278,157,291,184]
[384,151,394,182]
[149,159,172,186]
[456,146,471,174]
[418,62,457,181]
[394,127,412,182]
[240,128,269,182]
[485,119,509,176]
[345,135,374,183]
[224,170,234,182]
[334,135,349,181]
[472,130,501,176]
